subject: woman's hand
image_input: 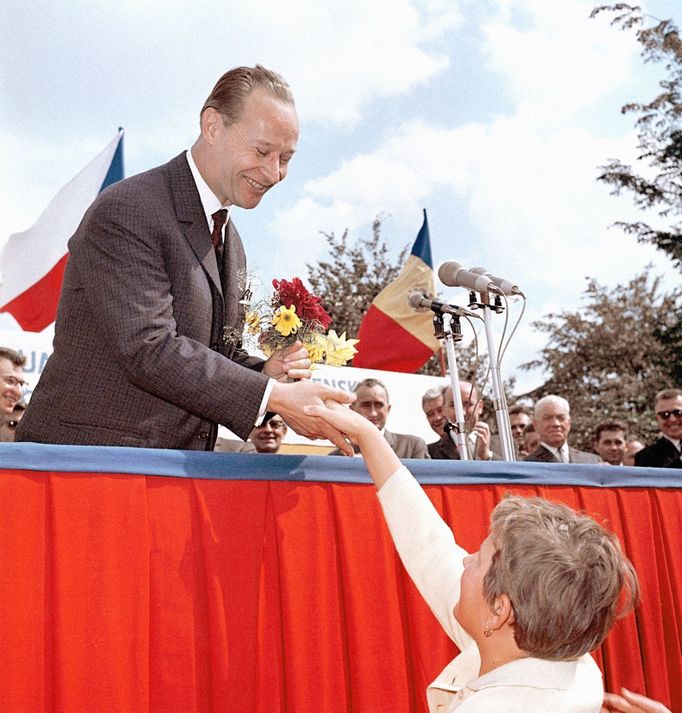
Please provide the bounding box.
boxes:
[601,688,671,713]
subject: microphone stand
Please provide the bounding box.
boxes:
[468,290,515,461]
[432,312,470,460]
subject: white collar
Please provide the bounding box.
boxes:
[185,149,231,230]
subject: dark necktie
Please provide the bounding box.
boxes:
[211,209,227,261]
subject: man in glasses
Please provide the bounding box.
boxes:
[635,388,682,469]
[0,347,27,417]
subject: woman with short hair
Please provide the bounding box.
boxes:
[307,401,639,713]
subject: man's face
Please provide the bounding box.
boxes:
[0,405,24,442]
[594,429,626,466]
[444,384,481,429]
[0,358,25,414]
[509,412,531,447]
[655,395,682,441]
[534,402,571,449]
[351,385,390,430]
[423,395,446,437]
[249,415,287,453]
[205,88,298,209]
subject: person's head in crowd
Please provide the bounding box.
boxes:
[468,494,639,665]
[508,404,532,453]
[421,385,446,439]
[194,65,297,210]
[523,422,541,454]
[623,438,645,466]
[443,381,483,430]
[0,347,27,415]
[653,388,682,443]
[533,395,572,449]
[0,399,26,442]
[593,420,628,466]
[248,414,288,453]
[350,379,391,431]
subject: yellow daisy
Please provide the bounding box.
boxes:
[272,304,301,337]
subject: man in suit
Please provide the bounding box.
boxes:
[635,388,682,468]
[421,385,447,458]
[331,378,429,458]
[429,381,497,460]
[17,65,353,452]
[524,395,601,464]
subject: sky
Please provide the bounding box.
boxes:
[1,0,679,395]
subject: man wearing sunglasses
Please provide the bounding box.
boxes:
[635,388,682,469]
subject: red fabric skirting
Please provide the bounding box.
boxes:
[0,470,679,712]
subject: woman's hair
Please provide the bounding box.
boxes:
[200,64,294,126]
[484,495,639,661]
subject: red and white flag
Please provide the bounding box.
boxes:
[0,129,124,332]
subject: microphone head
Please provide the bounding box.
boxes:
[437,261,464,287]
[407,291,428,311]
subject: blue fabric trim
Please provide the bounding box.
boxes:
[409,209,433,268]
[0,443,679,488]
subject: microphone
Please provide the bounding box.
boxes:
[437,261,503,294]
[408,291,481,319]
[470,267,522,296]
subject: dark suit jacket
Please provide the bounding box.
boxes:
[331,429,430,459]
[635,437,682,469]
[17,153,267,449]
[524,444,601,464]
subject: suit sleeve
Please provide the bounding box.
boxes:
[69,186,268,439]
[377,466,473,650]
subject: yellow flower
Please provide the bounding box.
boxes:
[245,311,261,336]
[303,333,327,363]
[272,304,301,337]
[324,330,359,367]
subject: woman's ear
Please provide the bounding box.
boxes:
[490,593,514,631]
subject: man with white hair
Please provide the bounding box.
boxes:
[421,385,447,458]
[524,394,601,464]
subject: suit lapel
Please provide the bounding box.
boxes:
[168,152,223,295]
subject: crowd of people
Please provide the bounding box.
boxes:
[1,63,677,712]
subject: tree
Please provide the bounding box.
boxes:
[306,217,408,339]
[520,267,682,449]
[592,4,682,270]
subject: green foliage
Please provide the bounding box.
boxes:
[592,4,682,270]
[306,217,408,341]
[521,267,682,449]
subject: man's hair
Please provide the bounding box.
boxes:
[484,495,639,661]
[0,347,26,367]
[655,388,682,403]
[353,378,388,397]
[201,64,294,126]
[534,394,570,418]
[508,404,531,417]
[593,420,627,442]
[421,385,445,408]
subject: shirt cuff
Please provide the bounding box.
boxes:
[253,378,275,427]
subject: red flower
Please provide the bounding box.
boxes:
[272,277,332,330]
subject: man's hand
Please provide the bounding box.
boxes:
[267,381,356,455]
[601,688,671,713]
[471,420,492,460]
[263,341,312,382]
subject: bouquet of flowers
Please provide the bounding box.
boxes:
[244,277,359,367]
